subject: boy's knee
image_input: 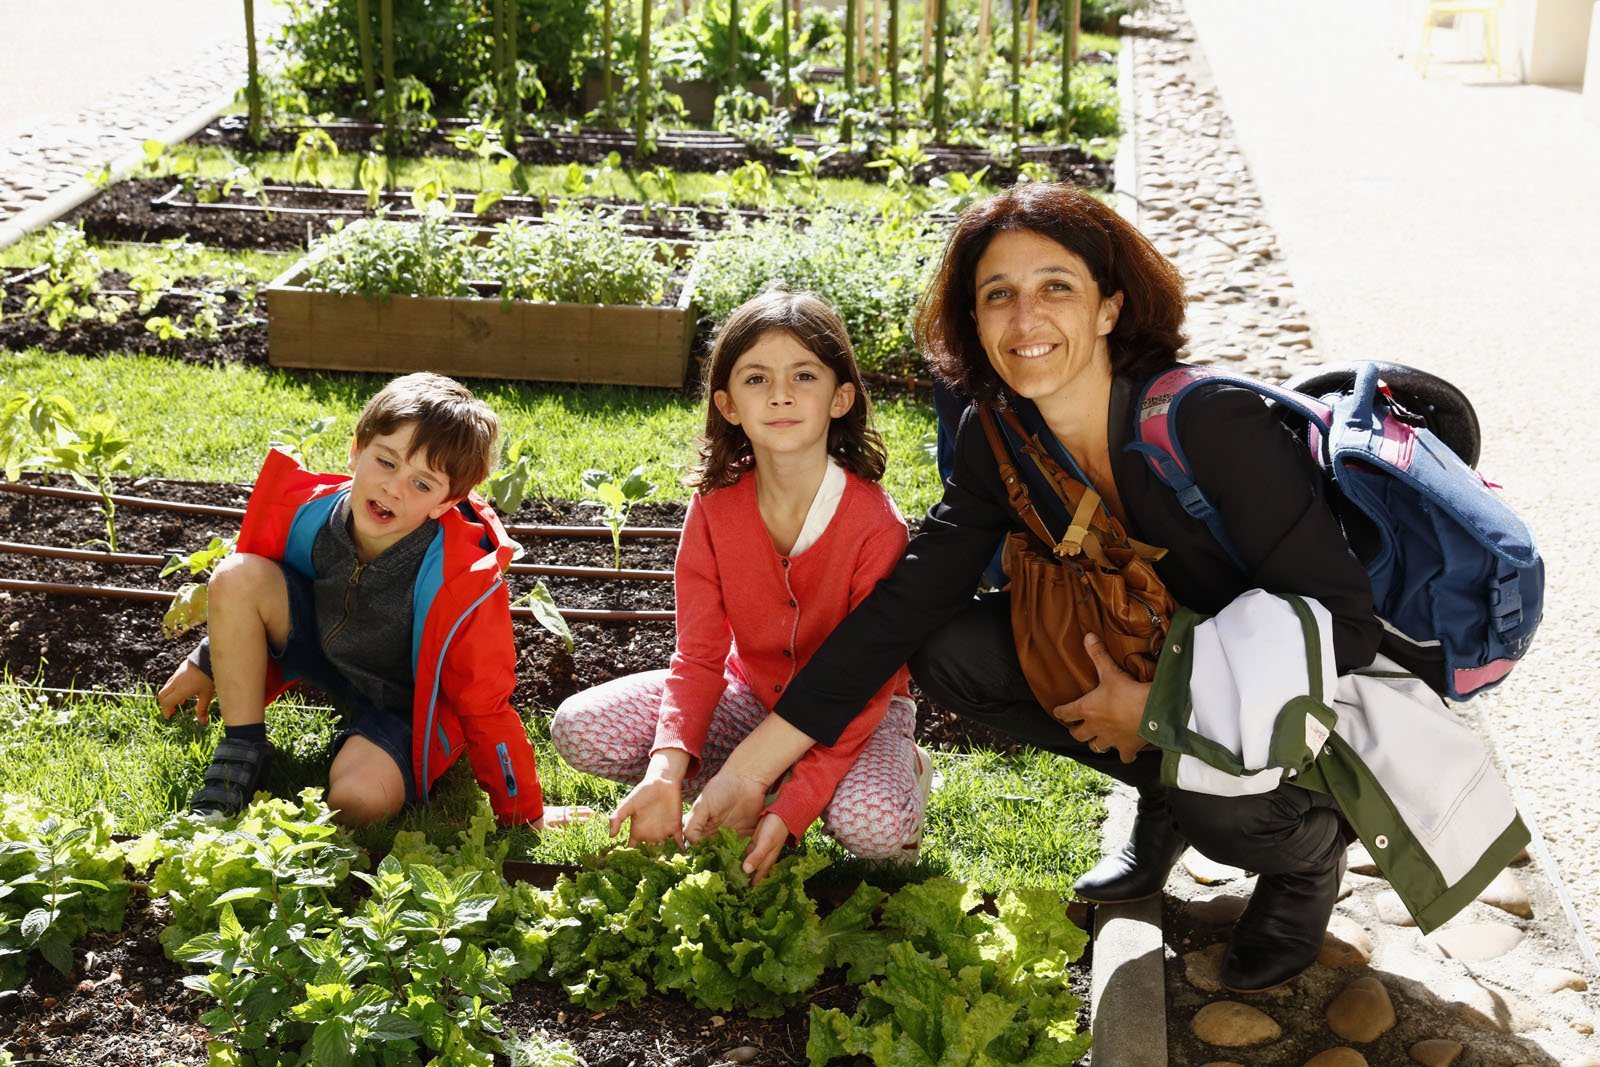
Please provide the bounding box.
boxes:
[326,777,403,827]
[209,552,279,603]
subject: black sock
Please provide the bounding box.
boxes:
[225,722,268,744]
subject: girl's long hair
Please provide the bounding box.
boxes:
[687,289,887,492]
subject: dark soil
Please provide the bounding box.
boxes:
[0,265,267,365]
[192,115,1115,191]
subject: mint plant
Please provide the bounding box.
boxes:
[580,466,655,570]
[0,799,129,995]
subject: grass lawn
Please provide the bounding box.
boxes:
[0,347,946,514]
[0,679,1107,893]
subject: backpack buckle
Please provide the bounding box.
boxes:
[1489,570,1523,634]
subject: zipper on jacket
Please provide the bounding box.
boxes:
[321,561,367,653]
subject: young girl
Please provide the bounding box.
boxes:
[551,289,932,879]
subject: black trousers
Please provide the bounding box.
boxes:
[908,593,1344,878]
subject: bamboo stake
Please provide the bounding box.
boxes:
[843,0,855,142]
[977,0,992,60]
[1061,0,1079,141]
[602,0,615,126]
[1026,0,1038,63]
[356,0,377,109]
[922,0,933,77]
[729,0,741,92]
[380,0,396,153]
[506,0,520,147]
[856,0,869,87]
[244,0,262,144]
[932,0,947,141]
[1011,0,1022,148]
[636,0,653,154]
[777,0,791,110]
[887,0,899,144]
[870,0,882,90]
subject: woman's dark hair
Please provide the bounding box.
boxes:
[688,289,888,492]
[916,183,1188,402]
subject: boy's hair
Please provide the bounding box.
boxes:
[354,373,500,498]
[688,289,887,492]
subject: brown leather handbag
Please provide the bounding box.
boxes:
[978,404,1177,713]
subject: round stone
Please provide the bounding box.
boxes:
[1373,890,1416,927]
[1438,977,1541,1033]
[1184,944,1226,992]
[1533,967,1587,993]
[1346,844,1380,875]
[1319,915,1374,968]
[1189,893,1250,925]
[1475,869,1532,918]
[1191,1001,1282,1047]
[1184,852,1246,885]
[1423,922,1524,961]
[1409,1039,1463,1066]
[1325,976,1396,1043]
[1304,1050,1366,1067]
[722,1047,759,1064]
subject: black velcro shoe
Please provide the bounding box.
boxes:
[1072,790,1189,905]
[1220,848,1347,993]
[191,737,275,817]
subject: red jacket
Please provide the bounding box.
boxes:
[654,468,911,839]
[239,448,543,825]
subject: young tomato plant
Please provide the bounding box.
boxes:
[160,535,238,639]
[512,580,574,652]
[580,466,655,570]
[40,414,135,552]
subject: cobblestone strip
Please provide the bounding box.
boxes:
[1124,1,1600,1063]
[0,23,280,224]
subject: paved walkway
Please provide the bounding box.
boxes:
[0,1,273,222]
[1182,0,1600,953]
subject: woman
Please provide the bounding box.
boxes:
[682,182,1382,994]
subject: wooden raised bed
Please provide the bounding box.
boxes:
[264,222,699,388]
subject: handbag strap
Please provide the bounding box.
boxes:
[978,405,1106,562]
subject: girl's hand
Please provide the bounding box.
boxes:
[610,777,685,846]
[1050,634,1153,763]
[743,812,790,884]
[535,805,597,830]
[683,770,767,843]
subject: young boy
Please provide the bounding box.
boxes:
[159,373,573,828]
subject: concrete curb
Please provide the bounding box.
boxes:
[1087,783,1168,1066]
[0,88,237,253]
[1082,29,1170,1067]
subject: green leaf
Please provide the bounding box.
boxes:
[311,1017,355,1067]
[515,580,573,652]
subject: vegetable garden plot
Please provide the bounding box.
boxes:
[193,117,1114,190]
[0,475,1025,753]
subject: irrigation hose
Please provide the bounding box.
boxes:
[0,480,684,539]
[0,578,673,623]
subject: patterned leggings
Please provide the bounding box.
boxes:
[551,669,925,860]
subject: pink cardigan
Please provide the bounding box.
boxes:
[653,467,913,838]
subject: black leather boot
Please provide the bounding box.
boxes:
[1220,847,1347,993]
[1072,787,1188,904]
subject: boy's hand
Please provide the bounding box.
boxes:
[682,770,766,843]
[743,812,790,884]
[535,805,597,830]
[610,777,684,846]
[158,660,216,724]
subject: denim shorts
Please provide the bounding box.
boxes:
[270,562,418,804]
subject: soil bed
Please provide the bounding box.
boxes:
[192,116,1114,190]
[0,474,1016,753]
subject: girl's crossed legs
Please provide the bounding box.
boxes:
[552,669,925,860]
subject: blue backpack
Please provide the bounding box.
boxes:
[1131,361,1543,700]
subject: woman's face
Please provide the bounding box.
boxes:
[972,229,1123,413]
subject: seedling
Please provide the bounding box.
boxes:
[160,535,238,639]
[928,166,992,216]
[580,466,655,570]
[484,437,536,515]
[0,388,78,482]
[39,414,135,551]
[512,580,574,652]
[270,415,338,467]
[777,143,841,205]
[290,126,340,186]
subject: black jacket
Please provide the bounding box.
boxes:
[774,366,1382,747]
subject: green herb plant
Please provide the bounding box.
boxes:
[11,224,127,331]
[484,436,535,515]
[39,413,135,552]
[271,415,339,467]
[0,798,130,995]
[580,466,655,570]
[512,581,574,653]
[0,388,77,482]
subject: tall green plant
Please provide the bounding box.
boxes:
[244,0,263,144]
[355,0,377,107]
[842,0,855,142]
[635,0,654,156]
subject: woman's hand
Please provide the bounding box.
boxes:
[742,812,791,884]
[682,769,767,843]
[1050,633,1152,763]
